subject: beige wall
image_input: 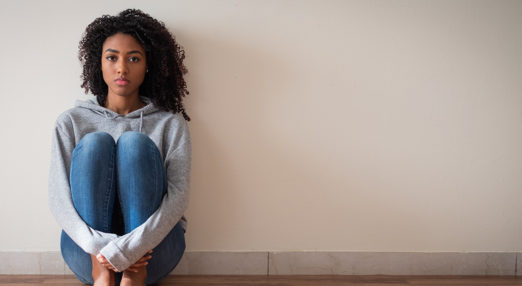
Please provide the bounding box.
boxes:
[0,0,520,252]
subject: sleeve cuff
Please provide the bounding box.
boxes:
[99,241,131,272]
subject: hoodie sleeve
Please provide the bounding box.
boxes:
[99,117,191,271]
[48,114,118,255]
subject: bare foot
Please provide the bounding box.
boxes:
[121,267,147,286]
[91,254,115,286]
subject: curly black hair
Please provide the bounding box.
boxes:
[78,9,190,120]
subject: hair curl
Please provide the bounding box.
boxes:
[78,9,190,120]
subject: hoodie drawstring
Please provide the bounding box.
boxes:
[139,111,143,132]
[102,110,142,132]
[84,100,146,132]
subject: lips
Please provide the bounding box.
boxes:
[115,78,130,86]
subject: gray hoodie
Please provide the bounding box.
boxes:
[48,97,191,271]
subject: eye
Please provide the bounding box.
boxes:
[106,55,117,61]
[129,56,140,63]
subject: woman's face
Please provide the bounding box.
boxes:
[101,33,147,99]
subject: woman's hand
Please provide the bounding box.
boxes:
[126,250,153,273]
[96,250,152,273]
[96,253,118,272]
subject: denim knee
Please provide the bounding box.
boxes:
[116,131,156,155]
[74,132,115,154]
[117,131,151,146]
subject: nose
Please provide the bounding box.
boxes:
[116,59,128,75]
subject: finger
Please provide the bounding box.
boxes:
[102,262,114,270]
[131,261,148,267]
[140,251,152,258]
[130,262,148,268]
[136,256,152,264]
[132,262,148,268]
[97,257,107,264]
[128,266,144,272]
[129,262,148,269]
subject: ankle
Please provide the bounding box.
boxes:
[93,273,115,286]
[91,255,115,286]
[121,269,147,286]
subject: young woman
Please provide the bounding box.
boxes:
[48,9,191,286]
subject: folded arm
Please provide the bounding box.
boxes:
[48,116,118,255]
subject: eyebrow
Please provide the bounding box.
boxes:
[104,48,143,55]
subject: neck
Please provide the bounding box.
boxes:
[105,94,145,115]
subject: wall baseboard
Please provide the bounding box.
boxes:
[0,251,519,276]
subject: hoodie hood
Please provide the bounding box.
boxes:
[75,96,161,132]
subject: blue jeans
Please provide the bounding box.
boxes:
[60,132,185,285]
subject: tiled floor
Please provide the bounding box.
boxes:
[1,275,522,285]
[2,252,520,276]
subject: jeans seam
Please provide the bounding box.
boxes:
[104,142,115,232]
[151,142,159,202]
